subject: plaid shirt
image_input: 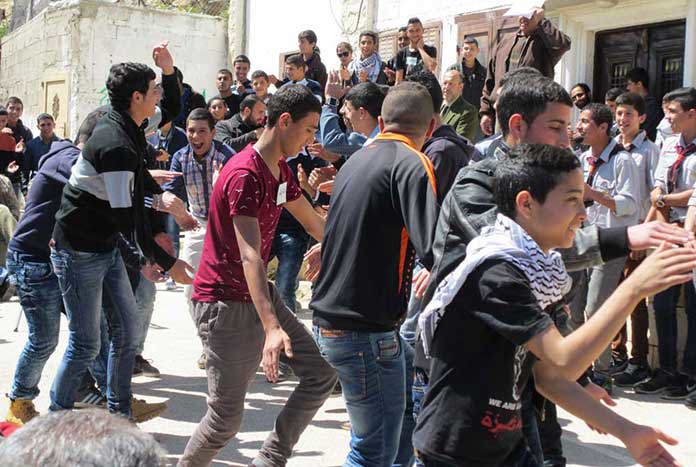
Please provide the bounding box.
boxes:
[164,141,234,219]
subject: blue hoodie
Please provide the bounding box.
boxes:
[9,141,79,262]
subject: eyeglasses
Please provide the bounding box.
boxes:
[337,52,350,58]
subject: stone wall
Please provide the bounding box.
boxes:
[0,0,227,137]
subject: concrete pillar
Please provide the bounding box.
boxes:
[685,0,696,85]
[341,0,375,44]
[227,0,246,66]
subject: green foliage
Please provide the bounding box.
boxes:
[0,20,9,40]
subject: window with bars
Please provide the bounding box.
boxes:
[661,56,683,95]
[610,62,631,89]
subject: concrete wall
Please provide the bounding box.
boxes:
[0,0,227,137]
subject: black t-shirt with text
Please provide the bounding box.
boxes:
[395,44,437,77]
[413,259,553,466]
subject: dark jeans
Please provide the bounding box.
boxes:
[652,281,696,376]
[613,256,649,365]
[412,368,429,467]
[49,247,138,416]
[165,213,181,258]
[6,250,109,400]
[270,230,309,313]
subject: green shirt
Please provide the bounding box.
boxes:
[441,96,479,142]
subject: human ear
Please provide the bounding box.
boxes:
[515,190,534,220]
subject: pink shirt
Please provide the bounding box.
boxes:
[192,145,301,302]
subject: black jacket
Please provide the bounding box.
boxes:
[214,113,259,152]
[53,109,175,270]
[422,125,479,202]
[448,59,487,110]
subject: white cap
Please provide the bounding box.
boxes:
[503,0,546,18]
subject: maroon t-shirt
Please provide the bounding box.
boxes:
[192,145,301,302]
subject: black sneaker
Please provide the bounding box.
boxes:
[614,363,651,387]
[634,369,676,394]
[332,380,342,396]
[607,357,629,376]
[134,355,160,378]
[661,378,696,400]
[74,386,107,409]
[685,391,696,409]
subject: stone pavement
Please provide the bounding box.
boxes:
[1,283,696,467]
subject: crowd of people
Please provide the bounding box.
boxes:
[1,3,696,467]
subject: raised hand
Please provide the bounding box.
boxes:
[628,222,693,250]
[6,161,19,174]
[152,41,174,75]
[15,138,24,153]
[325,71,346,100]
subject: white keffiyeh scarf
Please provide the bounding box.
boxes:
[350,52,383,83]
[419,214,571,357]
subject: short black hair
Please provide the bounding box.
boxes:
[407,17,422,26]
[604,87,623,102]
[345,82,387,119]
[615,92,646,116]
[405,70,443,113]
[207,97,226,108]
[462,36,479,47]
[664,87,696,112]
[217,68,233,77]
[285,54,306,68]
[298,30,318,44]
[234,55,250,65]
[76,108,109,144]
[497,75,572,136]
[571,83,592,99]
[251,70,269,81]
[240,94,264,113]
[0,106,7,116]
[107,62,157,112]
[494,144,581,219]
[37,113,54,123]
[266,84,321,128]
[360,31,378,45]
[6,96,23,108]
[398,26,407,33]
[381,81,433,136]
[582,103,613,136]
[626,67,649,89]
[186,107,216,130]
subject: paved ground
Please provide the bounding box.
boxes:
[1,283,696,467]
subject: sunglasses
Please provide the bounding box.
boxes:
[337,52,350,58]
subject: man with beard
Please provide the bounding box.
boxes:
[214,94,266,152]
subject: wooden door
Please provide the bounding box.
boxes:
[43,79,69,139]
[594,20,685,104]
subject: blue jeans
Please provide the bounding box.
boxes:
[314,327,406,467]
[135,274,157,355]
[652,281,696,376]
[412,368,429,467]
[50,247,138,416]
[165,213,181,258]
[6,250,108,400]
[270,231,309,313]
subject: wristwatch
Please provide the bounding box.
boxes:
[327,97,339,107]
[656,194,666,208]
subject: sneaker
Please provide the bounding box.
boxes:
[607,356,628,376]
[131,397,167,423]
[685,391,696,409]
[134,355,160,378]
[74,386,107,409]
[614,363,651,387]
[5,398,39,425]
[165,278,177,291]
[634,369,676,394]
[332,380,342,396]
[661,378,696,400]
[590,371,613,396]
[197,352,207,370]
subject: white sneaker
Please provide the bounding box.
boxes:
[165,278,177,290]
